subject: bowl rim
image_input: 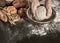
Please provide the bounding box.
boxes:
[26,7,56,24]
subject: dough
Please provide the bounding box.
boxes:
[35,6,46,21]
